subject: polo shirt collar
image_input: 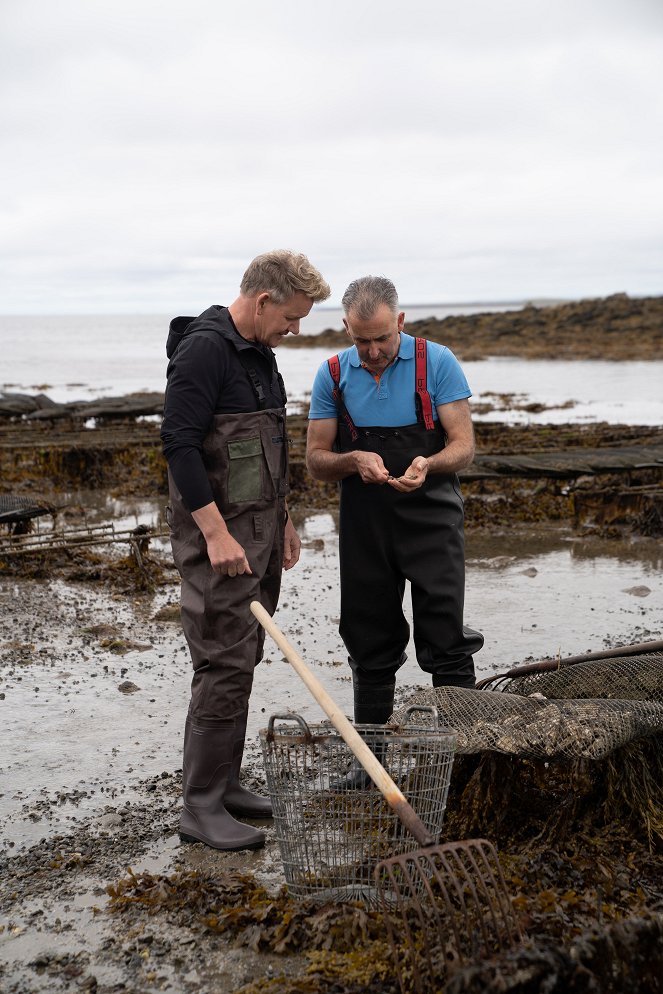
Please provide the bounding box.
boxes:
[349,331,414,368]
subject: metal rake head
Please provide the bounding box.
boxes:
[375,838,522,994]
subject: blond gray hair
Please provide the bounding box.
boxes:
[240,250,331,304]
[342,275,399,320]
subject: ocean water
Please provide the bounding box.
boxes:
[2,310,662,425]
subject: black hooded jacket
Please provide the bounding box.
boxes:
[161,305,287,512]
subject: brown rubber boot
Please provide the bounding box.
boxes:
[224,709,272,819]
[179,715,265,851]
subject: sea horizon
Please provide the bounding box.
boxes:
[0,296,568,319]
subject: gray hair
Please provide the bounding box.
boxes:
[240,249,331,304]
[341,275,399,320]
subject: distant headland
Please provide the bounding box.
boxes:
[286,293,663,361]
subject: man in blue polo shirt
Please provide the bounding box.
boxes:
[306,275,483,786]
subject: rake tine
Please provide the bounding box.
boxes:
[425,847,475,955]
[475,840,522,944]
[453,844,500,951]
[377,838,523,994]
[410,851,455,986]
[423,850,466,971]
[443,841,516,953]
[382,861,422,994]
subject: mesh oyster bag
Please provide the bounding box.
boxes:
[390,685,663,761]
[481,652,663,702]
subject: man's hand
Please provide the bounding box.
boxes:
[354,450,391,484]
[307,419,391,484]
[283,516,302,570]
[388,455,429,492]
[191,501,252,576]
[206,531,253,576]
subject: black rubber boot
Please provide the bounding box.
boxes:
[179,715,266,851]
[332,677,396,791]
[224,709,272,819]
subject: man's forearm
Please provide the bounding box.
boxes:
[191,501,229,541]
[306,448,359,482]
[424,438,475,475]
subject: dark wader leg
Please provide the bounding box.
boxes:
[333,481,401,790]
[176,536,274,849]
[394,481,482,688]
[339,478,410,686]
[224,532,282,818]
[168,409,287,847]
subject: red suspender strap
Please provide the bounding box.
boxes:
[415,338,435,431]
[328,354,341,392]
[327,354,358,442]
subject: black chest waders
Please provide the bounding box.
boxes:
[167,406,288,849]
[329,342,483,701]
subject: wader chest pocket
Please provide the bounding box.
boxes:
[227,436,263,502]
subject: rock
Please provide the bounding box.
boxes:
[98,813,123,829]
[0,392,41,415]
[622,585,651,597]
[118,681,140,694]
[152,604,181,622]
[81,624,121,638]
[101,638,152,655]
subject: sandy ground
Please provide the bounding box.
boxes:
[1,503,662,992]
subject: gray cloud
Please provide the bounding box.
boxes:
[1,0,662,312]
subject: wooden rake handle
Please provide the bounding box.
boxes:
[250,601,436,848]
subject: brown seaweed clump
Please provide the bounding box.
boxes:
[0,545,177,592]
[107,869,395,994]
[443,737,663,850]
[106,731,663,994]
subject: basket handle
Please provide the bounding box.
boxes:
[401,704,440,728]
[266,712,313,741]
[251,601,437,848]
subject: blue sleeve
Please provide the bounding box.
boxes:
[430,346,472,407]
[308,361,339,420]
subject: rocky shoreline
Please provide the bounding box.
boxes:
[2,417,661,555]
[287,292,663,360]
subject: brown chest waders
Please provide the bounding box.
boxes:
[167,407,288,847]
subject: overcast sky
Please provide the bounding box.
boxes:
[1,0,662,314]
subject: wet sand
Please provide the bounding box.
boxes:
[1,498,662,991]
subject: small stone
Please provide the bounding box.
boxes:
[622,585,651,597]
[98,813,123,829]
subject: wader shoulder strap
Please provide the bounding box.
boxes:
[236,350,287,410]
[414,337,435,431]
[327,355,358,442]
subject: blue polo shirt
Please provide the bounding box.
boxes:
[308,333,472,427]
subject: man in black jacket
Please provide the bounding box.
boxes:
[161,250,330,850]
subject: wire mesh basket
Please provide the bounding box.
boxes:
[260,707,456,905]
